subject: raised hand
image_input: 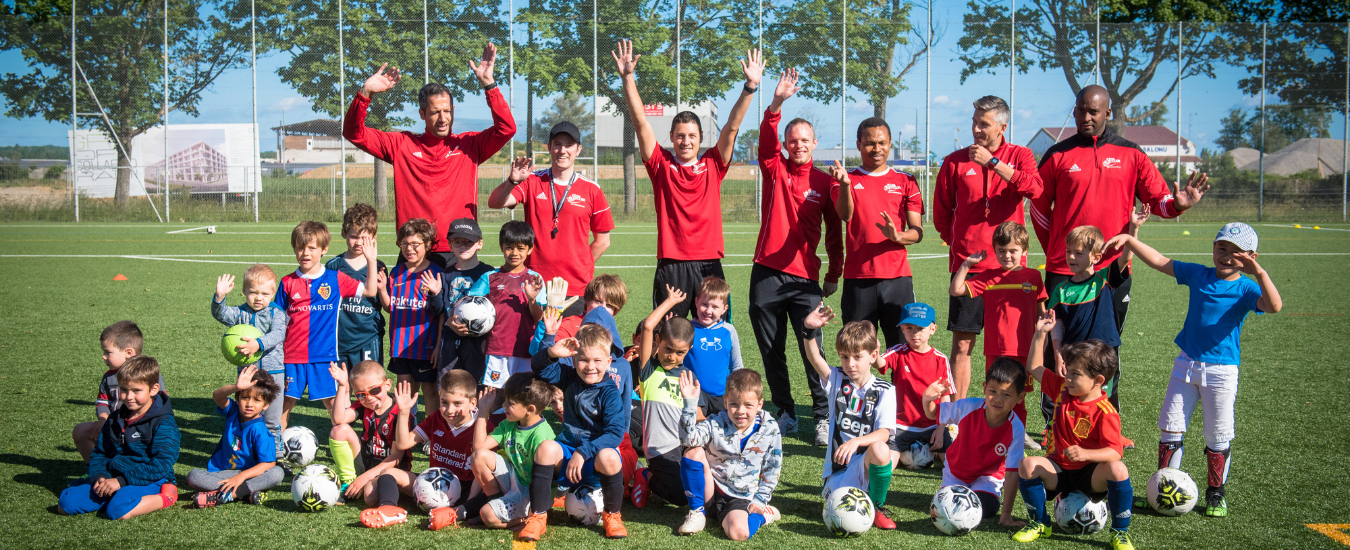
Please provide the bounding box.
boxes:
[359,235,378,263]
[1103,233,1133,251]
[772,67,801,103]
[329,362,349,387]
[469,42,497,86]
[968,143,993,167]
[741,49,764,88]
[923,379,952,401]
[828,160,850,186]
[1129,205,1149,230]
[1035,309,1056,334]
[421,271,443,296]
[508,156,534,183]
[877,211,904,243]
[524,274,544,301]
[361,63,401,96]
[1174,171,1210,210]
[678,369,701,400]
[962,250,987,268]
[662,284,687,306]
[1231,251,1263,276]
[549,337,580,359]
[803,303,835,331]
[215,274,235,301]
[543,307,562,335]
[236,365,259,390]
[394,380,419,413]
[611,39,640,78]
[544,277,579,311]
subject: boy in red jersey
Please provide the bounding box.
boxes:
[875,303,954,468]
[327,361,412,505]
[1013,311,1134,550]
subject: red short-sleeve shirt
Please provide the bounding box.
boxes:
[646,147,729,261]
[966,267,1047,358]
[510,170,616,294]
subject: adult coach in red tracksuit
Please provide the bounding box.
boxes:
[933,95,1042,400]
[751,68,844,444]
[1031,84,1209,409]
[827,117,925,350]
[343,43,516,269]
[611,40,763,316]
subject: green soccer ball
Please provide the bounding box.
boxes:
[221,324,264,366]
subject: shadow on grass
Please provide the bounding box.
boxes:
[65,399,95,407]
[0,453,88,496]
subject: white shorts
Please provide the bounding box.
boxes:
[468,452,530,521]
[1159,354,1239,446]
[483,355,531,389]
[940,467,1003,496]
[822,457,870,499]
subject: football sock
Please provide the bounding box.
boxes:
[1107,478,1133,531]
[866,462,893,507]
[461,491,495,520]
[329,438,357,484]
[1158,436,1184,470]
[1206,445,1231,492]
[680,458,706,512]
[530,463,555,514]
[747,512,766,539]
[600,472,624,513]
[377,474,400,507]
[1019,477,1049,524]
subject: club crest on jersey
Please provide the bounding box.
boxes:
[566,194,587,207]
[1073,417,1093,438]
[1102,157,1121,169]
[804,188,822,202]
[995,443,1008,456]
[1068,163,1082,173]
[490,371,501,382]
[317,283,332,300]
[691,162,706,175]
[1021,282,1036,293]
[965,168,977,176]
[699,337,723,351]
[883,183,904,194]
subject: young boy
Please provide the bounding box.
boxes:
[801,307,899,530]
[458,221,546,410]
[529,273,626,355]
[683,276,744,418]
[188,365,284,507]
[73,321,166,463]
[467,373,557,529]
[386,218,447,415]
[920,358,1027,527]
[274,221,380,421]
[59,356,180,520]
[629,287,696,511]
[677,369,783,540]
[877,303,955,466]
[520,324,631,541]
[327,361,412,504]
[949,220,1046,446]
[1106,222,1281,518]
[437,217,495,378]
[1014,312,1133,550]
[327,203,387,369]
[212,265,288,448]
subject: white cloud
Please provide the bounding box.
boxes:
[1017,109,1033,118]
[932,95,959,106]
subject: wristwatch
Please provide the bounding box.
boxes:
[743,84,758,95]
[483,82,498,91]
[988,157,1001,168]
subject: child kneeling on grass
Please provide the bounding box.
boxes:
[188,366,284,507]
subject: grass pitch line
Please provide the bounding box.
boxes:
[1306,524,1350,546]
[164,225,217,234]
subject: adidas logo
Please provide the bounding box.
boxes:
[965,168,977,176]
[292,292,302,300]
[413,151,423,158]
[536,192,548,200]
[1068,164,1082,173]
[853,183,864,190]
[1116,510,1132,519]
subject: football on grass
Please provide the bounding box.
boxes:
[930,484,983,535]
[823,486,874,538]
[413,467,462,511]
[1147,467,1199,516]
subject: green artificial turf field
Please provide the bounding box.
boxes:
[0,220,1347,549]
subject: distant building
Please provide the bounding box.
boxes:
[592,97,720,158]
[1026,126,1199,171]
[145,141,228,190]
[1226,138,1346,176]
[272,119,374,164]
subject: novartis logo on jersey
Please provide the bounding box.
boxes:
[291,303,335,312]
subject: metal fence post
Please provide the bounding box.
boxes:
[339,0,346,212]
[676,0,681,110]
[423,0,429,84]
[251,0,259,223]
[164,0,169,222]
[1009,0,1015,143]
[1343,22,1348,222]
[1094,1,1100,85]
[755,0,762,223]
[1258,23,1265,221]
[592,0,597,184]
[1176,21,1181,185]
[924,0,931,222]
[840,0,846,166]
[71,0,77,223]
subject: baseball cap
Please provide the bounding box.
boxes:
[446,217,482,242]
[1214,222,1258,252]
[548,121,582,144]
[898,303,936,327]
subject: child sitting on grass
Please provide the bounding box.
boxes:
[188,365,284,507]
[73,321,165,463]
[327,361,412,505]
[630,287,696,513]
[466,373,557,529]
[212,265,288,447]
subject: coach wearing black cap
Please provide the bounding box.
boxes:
[488,122,614,316]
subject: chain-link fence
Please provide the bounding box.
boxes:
[1,1,1347,223]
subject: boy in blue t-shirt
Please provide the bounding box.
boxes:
[327,203,387,368]
[187,366,285,507]
[684,276,744,417]
[1106,222,1282,518]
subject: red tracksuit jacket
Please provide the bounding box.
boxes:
[754,109,844,284]
[934,141,1043,274]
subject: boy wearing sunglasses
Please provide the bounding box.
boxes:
[328,360,414,502]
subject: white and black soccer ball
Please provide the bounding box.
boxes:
[930,485,983,535]
[206,225,216,234]
[823,486,874,538]
[1147,468,1198,516]
[280,426,318,467]
[898,440,935,470]
[1053,491,1109,535]
[565,485,604,526]
[291,464,341,512]
[413,467,462,511]
[453,296,496,337]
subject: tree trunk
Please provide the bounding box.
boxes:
[622,110,636,214]
[114,142,132,205]
[374,158,389,209]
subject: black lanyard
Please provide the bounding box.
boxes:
[548,171,579,238]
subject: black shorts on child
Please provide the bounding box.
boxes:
[708,490,753,522]
[389,357,436,383]
[1050,461,1107,502]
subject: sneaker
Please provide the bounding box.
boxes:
[777,411,798,434]
[1012,520,1051,542]
[247,491,268,506]
[631,468,650,508]
[336,483,348,505]
[1122,436,1136,450]
[1205,491,1228,518]
[762,505,782,525]
[428,506,459,531]
[193,489,232,508]
[678,509,707,535]
[552,495,566,509]
[873,506,897,530]
[1110,529,1136,550]
[517,512,548,541]
[1024,433,1043,450]
[814,419,830,447]
[159,483,178,508]
[602,511,628,539]
[360,504,408,528]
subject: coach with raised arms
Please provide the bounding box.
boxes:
[343,43,517,268]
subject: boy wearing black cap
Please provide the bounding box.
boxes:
[438,217,496,381]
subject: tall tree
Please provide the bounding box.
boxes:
[1214,105,1331,152]
[1229,0,1348,108]
[1,0,250,205]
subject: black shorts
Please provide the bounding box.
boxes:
[388,357,437,383]
[339,338,383,369]
[646,450,688,506]
[888,426,952,453]
[653,258,728,321]
[1049,461,1106,501]
[438,332,487,383]
[708,490,753,523]
[841,276,915,345]
[948,271,985,333]
[699,392,725,417]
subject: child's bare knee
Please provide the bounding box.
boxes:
[596,448,622,474]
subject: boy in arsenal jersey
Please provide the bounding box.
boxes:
[327,361,412,507]
[876,303,954,467]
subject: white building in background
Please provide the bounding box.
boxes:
[592,97,720,155]
[272,119,373,164]
[145,141,228,187]
[1027,126,1199,172]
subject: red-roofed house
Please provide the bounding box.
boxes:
[1027,126,1199,171]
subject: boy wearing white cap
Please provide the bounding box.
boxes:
[1104,222,1282,517]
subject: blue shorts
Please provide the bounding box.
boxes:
[339,339,383,369]
[59,478,167,519]
[555,442,622,489]
[285,362,338,401]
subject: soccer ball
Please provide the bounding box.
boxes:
[291,464,341,512]
[453,296,496,337]
[1053,491,1109,535]
[898,440,934,470]
[206,225,216,234]
[280,426,318,467]
[413,467,462,511]
[221,324,264,366]
[1147,468,1199,516]
[565,485,604,525]
[930,485,983,535]
[822,486,874,538]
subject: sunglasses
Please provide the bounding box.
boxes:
[354,384,385,401]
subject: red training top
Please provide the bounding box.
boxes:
[1032,129,1181,276]
[343,89,516,253]
[1041,369,1125,470]
[939,398,1024,483]
[830,167,924,279]
[965,267,1047,360]
[933,142,1042,274]
[645,146,729,261]
[754,109,843,283]
[511,169,616,295]
[878,343,954,431]
[413,411,477,483]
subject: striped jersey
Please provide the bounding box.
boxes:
[387,263,445,360]
[822,368,896,477]
[274,267,364,364]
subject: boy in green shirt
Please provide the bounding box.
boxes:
[465,373,557,529]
